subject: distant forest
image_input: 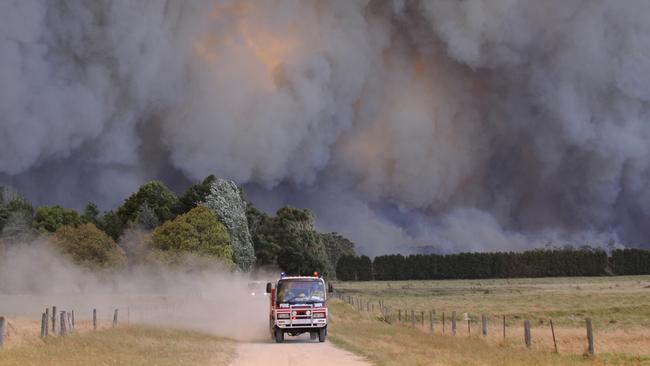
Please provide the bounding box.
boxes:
[336,248,650,281]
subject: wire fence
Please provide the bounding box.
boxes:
[334,292,596,357]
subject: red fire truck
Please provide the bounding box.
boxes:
[266,272,332,343]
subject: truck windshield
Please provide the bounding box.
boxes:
[277,280,325,303]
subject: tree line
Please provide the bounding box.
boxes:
[0,178,355,277]
[336,248,650,281]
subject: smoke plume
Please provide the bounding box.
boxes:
[2,0,650,255]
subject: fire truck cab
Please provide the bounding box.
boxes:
[266,273,332,343]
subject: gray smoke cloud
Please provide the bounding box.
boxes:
[1,0,649,256]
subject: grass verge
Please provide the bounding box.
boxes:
[0,326,235,366]
[328,300,649,366]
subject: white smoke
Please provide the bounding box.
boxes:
[1,0,649,253]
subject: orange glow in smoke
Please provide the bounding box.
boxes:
[241,21,298,72]
[192,1,299,88]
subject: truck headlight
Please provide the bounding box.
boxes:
[277,313,290,319]
[312,312,326,319]
[305,310,311,316]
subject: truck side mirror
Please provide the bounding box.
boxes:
[266,282,272,294]
[328,283,334,294]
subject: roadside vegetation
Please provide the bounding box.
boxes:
[331,276,650,365]
[0,326,235,366]
[0,178,355,277]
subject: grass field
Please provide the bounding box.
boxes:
[0,325,235,366]
[329,275,650,365]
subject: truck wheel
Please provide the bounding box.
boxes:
[275,328,284,343]
[318,328,326,342]
[310,332,317,340]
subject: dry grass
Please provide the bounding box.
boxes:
[0,325,235,366]
[328,300,649,366]
[0,318,117,349]
[330,276,650,365]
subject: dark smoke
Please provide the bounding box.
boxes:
[2,0,648,256]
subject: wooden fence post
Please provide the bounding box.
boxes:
[52,306,57,334]
[586,318,594,356]
[113,309,118,327]
[93,309,97,330]
[398,309,401,322]
[421,311,425,326]
[60,312,67,336]
[550,319,558,353]
[0,316,6,348]
[503,315,506,340]
[442,312,445,334]
[45,308,50,335]
[451,311,457,335]
[467,314,471,336]
[72,310,75,330]
[40,313,47,338]
[411,310,416,327]
[481,314,488,336]
[67,312,73,335]
[431,311,435,332]
[524,320,531,348]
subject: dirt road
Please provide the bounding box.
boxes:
[229,334,370,366]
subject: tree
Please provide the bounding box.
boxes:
[276,230,329,276]
[250,206,330,276]
[336,255,358,281]
[114,181,179,238]
[357,255,373,280]
[54,223,127,268]
[175,175,216,215]
[203,179,256,270]
[150,206,234,266]
[336,255,372,281]
[0,191,33,234]
[321,233,355,278]
[611,249,650,275]
[97,210,122,241]
[135,201,159,230]
[33,205,82,232]
[245,203,268,237]
[81,202,100,225]
[0,191,35,243]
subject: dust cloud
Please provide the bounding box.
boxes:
[0,239,274,341]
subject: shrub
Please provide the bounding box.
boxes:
[54,223,127,268]
[150,206,234,266]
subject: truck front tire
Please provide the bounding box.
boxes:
[318,328,326,342]
[275,328,284,343]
